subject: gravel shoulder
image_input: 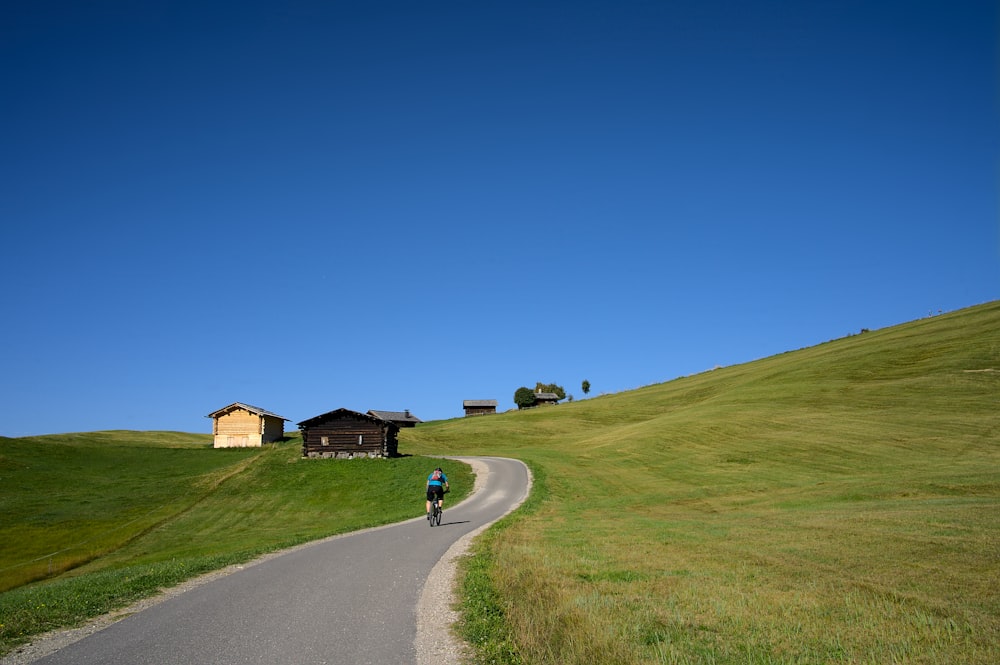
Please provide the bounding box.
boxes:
[415,457,490,665]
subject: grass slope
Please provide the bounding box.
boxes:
[402,301,1000,664]
[2,302,996,663]
[0,431,241,592]
[0,436,472,656]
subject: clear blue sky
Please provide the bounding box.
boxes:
[2,1,997,436]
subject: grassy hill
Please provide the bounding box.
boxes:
[1,301,997,663]
[0,434,473,655]
[401,301,1000,664]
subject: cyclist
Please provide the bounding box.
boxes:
[426,467,449,517]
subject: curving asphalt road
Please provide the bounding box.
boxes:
[24,456,529,665]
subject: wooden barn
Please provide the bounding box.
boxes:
[206,402,289,448]
[298,408,399,459]
[463,399,498,417]
[533,391,561,406]
[367,409,422,428]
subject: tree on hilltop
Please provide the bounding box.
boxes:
[514,387,536,409]
[534,382,566,400]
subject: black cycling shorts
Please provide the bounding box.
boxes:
[426,485,444,501]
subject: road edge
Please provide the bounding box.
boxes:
[415,457,532,665]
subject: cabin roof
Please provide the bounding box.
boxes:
[206,402,289,421]
[297,407,398,430]
[367,409,422,424]
[535,392,560,401]
[463,400,498,407]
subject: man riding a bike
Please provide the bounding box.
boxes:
[426,467,449,517]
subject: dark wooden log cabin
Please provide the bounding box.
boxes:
[533,391,561,406]
[463,399,497,416]
[298,408,399,458]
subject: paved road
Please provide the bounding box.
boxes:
[29,457,529,665]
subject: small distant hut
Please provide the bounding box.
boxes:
[206,402,289,448]
[298,408,399,459]
[463,399,498,417]
[367,409,422,428]
[533,391,561,406]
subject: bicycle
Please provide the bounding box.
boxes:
[427,497,442,527]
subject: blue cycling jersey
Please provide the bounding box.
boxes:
[427,471,448,486]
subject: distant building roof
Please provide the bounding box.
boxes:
[534,392,560,401]
[206,402,289,421]
[368,409,422,425]
[463,400,498,407]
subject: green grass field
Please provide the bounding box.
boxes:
[0,437,473,655]
[402,301,1000,664]
[2,301,997,663]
